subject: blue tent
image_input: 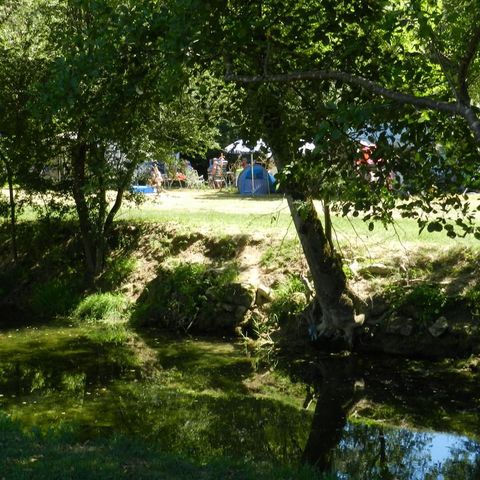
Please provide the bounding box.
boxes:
[237,164,276,195]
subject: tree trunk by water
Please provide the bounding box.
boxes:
[286,195,359,342]
[262,110,362,344]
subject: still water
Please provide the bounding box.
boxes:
[0,325,479,478]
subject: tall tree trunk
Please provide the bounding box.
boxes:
[0,152,18,263]
[6,163,18,263]
[71,140,96,280]
[286,195,358,342]
[262,107,362,344]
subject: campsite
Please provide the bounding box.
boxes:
[1,1,480,479]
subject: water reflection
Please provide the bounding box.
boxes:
[0,326,479,477]
[295,355,480,478]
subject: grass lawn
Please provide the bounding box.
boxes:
[117,189,480,254]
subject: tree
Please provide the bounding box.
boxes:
[27,0,224,281]
[0,0,51,263]
[170,0,480,344]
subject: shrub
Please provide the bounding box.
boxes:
[132,263,238,331]
[386,283,447,326]
[29,278,80,319]
[73,292,129,324]
[266,275,309,330]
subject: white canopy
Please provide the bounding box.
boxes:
[224,139,253,154]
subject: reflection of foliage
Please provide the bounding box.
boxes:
[441,439,480,480]
[335,424,437,479]
[0,412,319,480]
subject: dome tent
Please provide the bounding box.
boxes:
[224,139,275,195]
[237,164,275,195]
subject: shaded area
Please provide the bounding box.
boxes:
[1,324,479,478]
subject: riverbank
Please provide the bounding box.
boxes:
[1,190,480,477]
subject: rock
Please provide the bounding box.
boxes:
[255,284,273,306]
[234,305,249,322]
[229,283,256,308]
[386,316,414,336]
[354,313,365,325]
[428,316,449,337]
[359,263,394,277]
[291,291,307,306]
[220,303,235,313]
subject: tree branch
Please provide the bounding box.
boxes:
[225,70,459,115]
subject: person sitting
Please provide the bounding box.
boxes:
[211,157,226,190]
[150,164,164,194]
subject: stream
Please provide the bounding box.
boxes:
[0,325,479,479]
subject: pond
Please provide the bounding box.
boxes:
[0,325,479,479]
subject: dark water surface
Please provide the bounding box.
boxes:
[0,325,479,478]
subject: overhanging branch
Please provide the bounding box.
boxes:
[225,70,459,115]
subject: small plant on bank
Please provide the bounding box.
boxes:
[73,292,129,324]
[385,283,447,327]
[268,275,309,327]
[98,255,137,290]
[72,292,131,344]
[464,283,480,320]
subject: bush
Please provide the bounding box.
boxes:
[29,278,81,319]
[387,283,447,326]
[132,263,238,331]
[265,275,309,331]
[73,292,129,324]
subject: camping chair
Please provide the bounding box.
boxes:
[166,171,186,188]
[185,169,205,189]
[212,164,227,190]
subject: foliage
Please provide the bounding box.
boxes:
[132,262,239,331]
[98,255,137,291]
[267,275,309,328]
[386,283,448,326]
[464,283,480,319]
[73,292,129,324]
[183,0,480,239]
[29,278,81,319]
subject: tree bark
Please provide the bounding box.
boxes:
[286,195,358,342]
[0,151,18,263]
[261,109,361,343]
[71,140,96,279]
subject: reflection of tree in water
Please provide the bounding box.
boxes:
[297,356,480,479]
[336,424,432,480]
[438,439,480,480]
[300,356,364,472]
